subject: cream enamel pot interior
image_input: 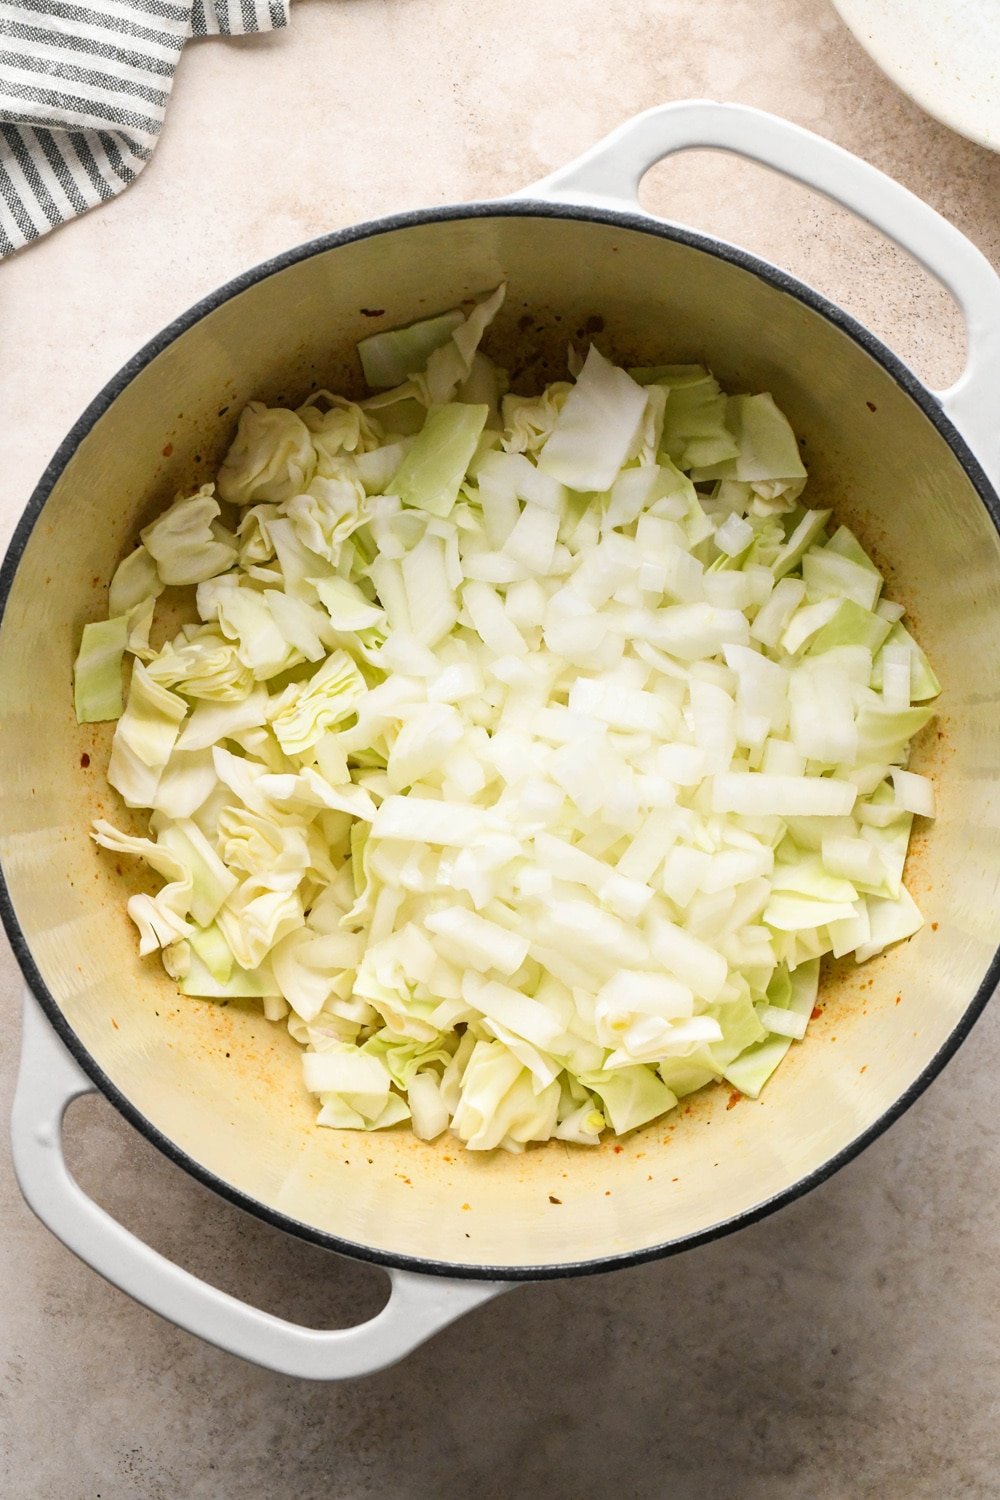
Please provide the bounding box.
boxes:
[3,102,1000,1381]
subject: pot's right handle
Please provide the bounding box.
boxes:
[517,100,1000,486]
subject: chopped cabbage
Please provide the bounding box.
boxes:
[140,486,237,586]
[80,285,939,1152]
[538,346,647,492]
[358,308,465,390]
[217,403,316,505]
[390,403,488,517]
[74,616,128,722]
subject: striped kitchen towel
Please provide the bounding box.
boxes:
[0,0,290,257]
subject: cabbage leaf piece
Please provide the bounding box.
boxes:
[389,403,488,518]
[358,307,465,389]
[269,650,367,756]
[538,346,647,493]
[108,662,187,807]
[217,403,317,505]
[140,486,237,586]
[74,616,128,722]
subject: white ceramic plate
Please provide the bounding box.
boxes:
[833,0,1000,152]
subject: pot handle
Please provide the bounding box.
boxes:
[517,100,1000,484]
[10,991,506,1379]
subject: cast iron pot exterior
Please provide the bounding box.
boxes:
[3,103,1000,1377]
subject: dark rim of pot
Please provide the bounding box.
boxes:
[2,199,999,1286]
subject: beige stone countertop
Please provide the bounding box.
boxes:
[2,1,1000,1495]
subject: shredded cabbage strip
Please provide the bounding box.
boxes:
[78,287,939,1152]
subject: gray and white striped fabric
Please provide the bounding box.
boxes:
[0,0,289,257]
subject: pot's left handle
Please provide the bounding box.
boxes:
[11,991,506,1379]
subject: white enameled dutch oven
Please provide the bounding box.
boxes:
[3,102,1000,1380]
